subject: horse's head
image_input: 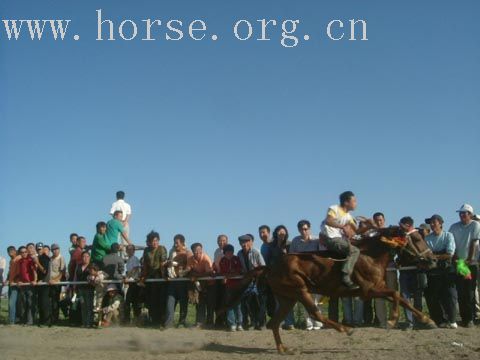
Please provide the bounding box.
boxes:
[400,229,436,269]
[366,226,435,269]
[363,226,408,249]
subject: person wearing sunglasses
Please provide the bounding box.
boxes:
[449,204,480,328]
[290,220,323,331]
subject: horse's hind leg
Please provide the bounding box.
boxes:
[298,291,352,335]
[367,288,400,328]
[269,295,296,354]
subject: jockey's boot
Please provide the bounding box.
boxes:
[342,274,359,290]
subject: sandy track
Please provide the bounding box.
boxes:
[1,325,479,360]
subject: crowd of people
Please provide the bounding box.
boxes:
[1,190,479,332]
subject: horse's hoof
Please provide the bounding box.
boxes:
[344,327,355,336]
[386,320,397,330]
[425,321,437,329]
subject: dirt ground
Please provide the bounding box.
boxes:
[1,325,479,360]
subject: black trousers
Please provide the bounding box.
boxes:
[124,284,142,323]
[455,264,478,324]
[196,283,215,325]
[147,282,167,326]
[328,297,339,323]
[49,286,61,324]
[425,272,457,325]
[37,286,51,325]
[214,280,226,327]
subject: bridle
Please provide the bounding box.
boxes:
[400,234,433,261]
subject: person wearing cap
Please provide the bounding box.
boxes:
[423,214,457,328]
[102,284,124,327]
[219,244,244,331]
[237,234,266,330]
[46,243,66,325]
[320,191,360,290]
[449,204,480,327]
[418,223,432,239]
[398,216,425,329]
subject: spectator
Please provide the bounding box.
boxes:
[419,223,432,239]
[187,242,215,328]
[106,210,131,249]
[69,236,86,280]
[0,253,5,314]
[270,226,294,330]
[165,234,192,328]
[91,221,112,266]
[46,243,66,325]
[102,243,125,286]
[213,234,228,271]
[219,244,243,331]
[37,245,51,326]
[237,234,265,330]
[258,225,275,319]
[87,263,108,313]
[76,251,94,328]
[424,214,457,328]
[398,216,425,329]
[68,233,79,255]
[124,244,142,324]
[110,191,132,237]
[369,212,397,328]
[102,284,124,327]
[16,246,37,325]
[290,220,322,330]
[6,246,19,324]
[213,234,228,328]
[259,225,272,265]
[449,204,480,327]
[140,231,167,326]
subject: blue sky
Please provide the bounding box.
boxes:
[1,0,479,259]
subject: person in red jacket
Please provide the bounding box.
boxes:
[16,246,37,325]
[219,244,243,331]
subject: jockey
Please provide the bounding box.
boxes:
[321,191,360,290]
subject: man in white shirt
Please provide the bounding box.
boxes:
[320,191,359,289]
[110,191,132,238]
[448,204,480,327]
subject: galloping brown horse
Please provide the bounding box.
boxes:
[224,226,437,354]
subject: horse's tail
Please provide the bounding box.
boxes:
[217,266,268,316]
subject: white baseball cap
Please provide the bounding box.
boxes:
[456,203,474,214]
